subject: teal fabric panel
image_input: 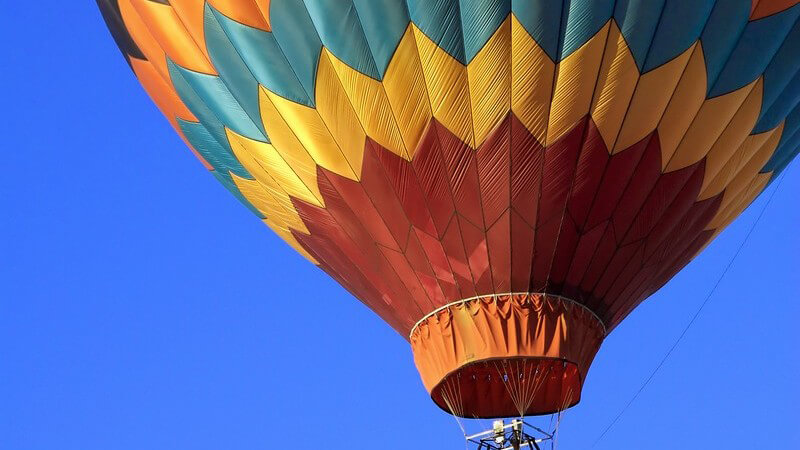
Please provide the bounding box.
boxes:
[269,0,323,104]
[700,0,750,94]
[178,119,249,179]
[210,5,313,106]
[756,69,800,135]
[211,170,266,218]
[511,0,563,61]
[353,0,409,77]
[168,59,233,150]
[767,131,799,176]
[613,0,665,71]
[709,4,800,97]
[168,61,266,142]
[560,0,614,61]
[204,5,267,140]
[755,21,800,132]
[406,0,466,63]
[303,0,380,79]
[459,0,510,63]
[643,0,714,72]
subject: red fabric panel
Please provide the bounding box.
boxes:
[620,162,704,246]
[376,139,438,236]
[568,124,613,229]
[358,141,413,250]
[610,135,663,242]
[477,115,512,226]
[536,118,586,223]
[306,172,423,317]
[458,215,493,293]
[592,242,643,302]
[411,122,457,238]
[292,207,414,332]
[585,134,653,229]
[378,244,437,313]
[414,228,459,297]
[510,115,544,226]
[563,222,607,300]
[487,210,512,292]
[640,162,707,257]
[510,209,536,292]
[325,166,400,251]
[598,244,647,318]
[436,121,486,228]
[549,213,581,288]
[440,215,478,299]
[530,215,560,292]
[404,227,448,304]
[579,223,617,295]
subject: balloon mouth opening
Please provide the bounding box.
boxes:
[409,293,605,419]
[429,357,582,418]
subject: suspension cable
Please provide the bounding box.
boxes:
[590,165,792,448]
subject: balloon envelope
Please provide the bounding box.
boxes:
[97,0,800,418]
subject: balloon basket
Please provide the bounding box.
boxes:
[465,418,553,450]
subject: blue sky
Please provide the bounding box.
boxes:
[1,3,798,449]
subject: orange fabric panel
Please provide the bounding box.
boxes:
[118,0,169,79]
[410,293,604,418]
[129,0,215,74]
[168,0,209,60]
[130,57,196,124]
[208,0,271,31]
[751,0,800,19]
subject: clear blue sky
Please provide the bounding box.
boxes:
[1,3,798,449]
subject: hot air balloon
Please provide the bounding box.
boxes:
[96,0,800,425]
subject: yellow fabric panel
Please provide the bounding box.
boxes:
[230,173,312,242]
[314,50,368,179]
[707,173,770,234]
[698,123,781,200]
[468,16,512,147]
[260,86,358,181]
[256,174,308,229]
[226,127,323,208]
[230,174,293,230]
[698,79,764,196]
[230,169,310,237]
[265,220,318,264]
[325,50,408,159]
[382,25,434,158]
[614,45,695,153]
[129,0,215,75]
[230,173,277,216]
[657,45,707,169]
[706,137,777,230]
[590,22,639,152]
[510,14,555,146]
[167,0,208,60]
[547,22,610,146]
[208,0,271,31]
[665,79,757,172]
[412,25,475,148]
[119,0,170,80]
